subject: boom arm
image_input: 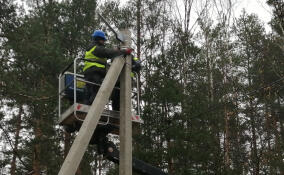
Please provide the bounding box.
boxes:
[103,141,168,175]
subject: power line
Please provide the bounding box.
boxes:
[245,77,284,96]
[0,123,31,171]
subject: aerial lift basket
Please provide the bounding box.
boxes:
[58,58,143,134]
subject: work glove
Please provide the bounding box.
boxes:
[121,48,133,55]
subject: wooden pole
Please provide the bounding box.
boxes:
[119,29,132,175]
[58,56,125,175]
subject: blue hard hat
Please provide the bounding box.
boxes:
[92,30,107,40]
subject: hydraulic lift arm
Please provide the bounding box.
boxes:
[103,141,168,175]
[89,126,168,175]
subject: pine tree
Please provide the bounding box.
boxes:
[0,0,99,174]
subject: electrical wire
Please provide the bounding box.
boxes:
[245,77,284,96]
[0,123,31,171]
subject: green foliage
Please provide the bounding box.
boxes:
[1,0,99,174]
[0,0,283,174]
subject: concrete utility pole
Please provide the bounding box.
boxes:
[119,29,132,175]
[58,56,126,175]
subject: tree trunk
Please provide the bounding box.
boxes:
[32,119,42,175]
[10,106,23,175]
[76,165,82,175]
[94,154,98,175]
[133,0,142,154]
[247,53,259,175]
[250,106,259,175]
[64,132,71,158]
[136,0,142,106]
[136,0,141,60]
[224,104,230,169]
[99,156,102,175]
[167,139,174,174]
[274,96,283,174]
[223,62,231,170]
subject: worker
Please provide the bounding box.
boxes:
[111,56,141,111]
[83,30,140,110]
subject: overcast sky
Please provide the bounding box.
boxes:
[16,0,273,31]
[120,0,273,32]
[234,0,272,28]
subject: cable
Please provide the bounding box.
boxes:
[245,77,284,96]
[0,122,51,174]
[0,123,31,170]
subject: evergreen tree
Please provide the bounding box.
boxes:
[0,0,283,174]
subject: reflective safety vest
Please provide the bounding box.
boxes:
[83,46,107,72]
[133,57,139,61]
[131,57,139,77]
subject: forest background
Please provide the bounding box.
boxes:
[0,0,283,174]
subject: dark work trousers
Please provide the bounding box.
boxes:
[84,68,104,105]
[84,67,120,111]
[111,81,120,111]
